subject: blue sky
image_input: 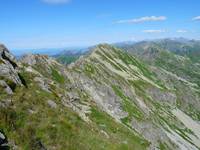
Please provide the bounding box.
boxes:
[0,0,200,50]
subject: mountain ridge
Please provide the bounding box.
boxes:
[1,43,200,150]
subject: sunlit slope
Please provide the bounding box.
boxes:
[0,44,148,150]
[69,44,200,150]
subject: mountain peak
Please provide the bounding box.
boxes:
[91,43,122,56]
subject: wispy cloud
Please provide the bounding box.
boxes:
[42,0,70,4]
[192,16,200,21]
[115,16,167,24]
[176,30,188,33]
[142,29,166,33]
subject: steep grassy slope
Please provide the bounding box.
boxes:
[0,46,148,150]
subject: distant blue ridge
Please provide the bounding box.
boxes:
[10,47,86,57]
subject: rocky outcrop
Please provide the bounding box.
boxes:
[0,80,13,95]
[47,100,57,109]
[0,130,9,150]
[0,45,17,68]
[0,45,23,94]
[20,54,60,70]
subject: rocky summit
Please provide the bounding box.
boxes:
[0,42,200,150]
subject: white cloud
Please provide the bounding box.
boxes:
[192,16,200,21]
[42,0,70,4]
[142,29,166,33]
[176,30,188,33]
[116,16,167,24]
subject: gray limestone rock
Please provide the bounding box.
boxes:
[47,100,57,109]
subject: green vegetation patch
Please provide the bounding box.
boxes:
[159,142,170,150]
[0,79,149,150]
[112,85,144,122]
[51,67,65,84]
[57,55,79,65]
[90,107,149,150]
[84,63,95,76]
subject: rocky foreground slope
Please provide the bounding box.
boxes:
[0,43,200,150]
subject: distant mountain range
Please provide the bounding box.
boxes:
[11,46,87,58]
[53,38,200,65]
[117,38,200,62]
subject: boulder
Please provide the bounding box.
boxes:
[0,130,9,150]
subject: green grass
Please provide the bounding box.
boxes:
[0,79,149,150]
[84,64,96,76]
[0,64,149,150]
[90,107,149,150]
[155,50,200,86]
[115,48,154,80]
[159,142,169,150]
[112,85,144,122]
[56,55,79,65]
[51,67,65,84]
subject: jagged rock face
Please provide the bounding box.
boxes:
[21,54,51,66]
[0,45,22,94]
[21,54,61,67]
[20,54,65,79]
